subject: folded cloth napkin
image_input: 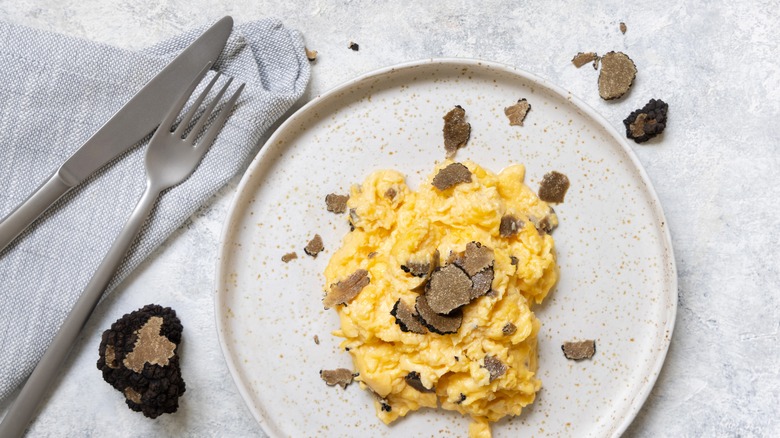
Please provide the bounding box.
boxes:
[0,18,310,402]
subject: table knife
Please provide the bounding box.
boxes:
[0,16,234,253]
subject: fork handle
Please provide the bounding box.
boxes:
[0,172,73,254]
[0,182,161,438]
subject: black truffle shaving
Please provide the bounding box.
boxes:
[405,371,435,393]
[390,299,428,334]
[456,393,467,404]
[414,295,463,335]
[623,99,668,143]
[97,304,185,419]
[483,355,507,382]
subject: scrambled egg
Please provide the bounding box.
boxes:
[323,160,558,437]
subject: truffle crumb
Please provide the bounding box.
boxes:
[562,339,597,360]
[97,304,185,419]
[572,52,599,68]
[405,371,435,393]
[620,22,627,34]
[598,51,637,100]
[281,252,298,263]
[313,335,320,345]
[483,355,507,381]
[502,322,517,336]
[390,299,428,334]
[367,251,377,259]
[348,41,359,51]
[456,393,467,404]
[324,269,370,309]
[530,208,559,234]
[538,171,570,203]
[426,264,472,314]
[415,295,463,335]
[623,99,668,143]
[432,162,472,191]
[320,368,355,389]
[442,106,471,158]
[499,215,524,237]
[325,193,349,214]
[304,234,324,257]
[305,48,318,61]
[504,99,531,126]
[384,187,397,200]
[510,256,519,265]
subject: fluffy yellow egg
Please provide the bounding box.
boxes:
[323,160,558,438]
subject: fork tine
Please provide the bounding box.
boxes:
[186,77,233,144]
[159,61,212,132]
[174,71,222,138]
[194,83,244,151]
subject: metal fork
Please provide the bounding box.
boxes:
[0,63,244,437]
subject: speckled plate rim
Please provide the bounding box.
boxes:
[214,57,678,437]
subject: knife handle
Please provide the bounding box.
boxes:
[0,172,72,253]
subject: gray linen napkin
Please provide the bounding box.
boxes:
[0,19,310,401]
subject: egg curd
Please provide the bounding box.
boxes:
[323,160,558,438]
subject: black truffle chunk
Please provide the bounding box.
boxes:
[443,106,471,158]
[415,295,463,335]
[623,99,668,143]
[320,368,355,389]
[304,234,324,257]
[538,171,570,203]
[499,215,524,237]
[483,355,507,382]
[425,264,472,314]
[504,98,531,126]
[97,304,185,419]
[405,371,435,393]
[325,193,349,214]
[562,340,597,360]
[391,299,428,334]
[432,162,472,191]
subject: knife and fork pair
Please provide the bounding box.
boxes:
[0,17,242,437]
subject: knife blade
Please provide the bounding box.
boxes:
[0,16,233,253]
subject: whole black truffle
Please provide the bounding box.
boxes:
[623,99,668,143]
[97,304,185,419]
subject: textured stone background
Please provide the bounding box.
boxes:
[0,1,778,436]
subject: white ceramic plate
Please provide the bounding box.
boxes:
[215,59,676,437]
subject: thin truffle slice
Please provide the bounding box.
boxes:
[483,355,507,381]
[562,340,597,360]
[470,267,494,299]
[325,193,349,214]
[457,242,494,277]
[432,163,472,191]
[499,215,524,237]
[304,234,324,257]
[405,371,435,393]
[281,252,297,263]
[504,99,531,126]
[320,368,355,389]
[323,269,370,309]
[425,264,472,314]
[538,171,570,203]
[97,304,185,419]
[390,299,428,334]
[443,106,471,158]
[623,99,668,143]
[415,295,463,335]
[401,261,431,278]
[572,52,599,68]
[598,51,637,100]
